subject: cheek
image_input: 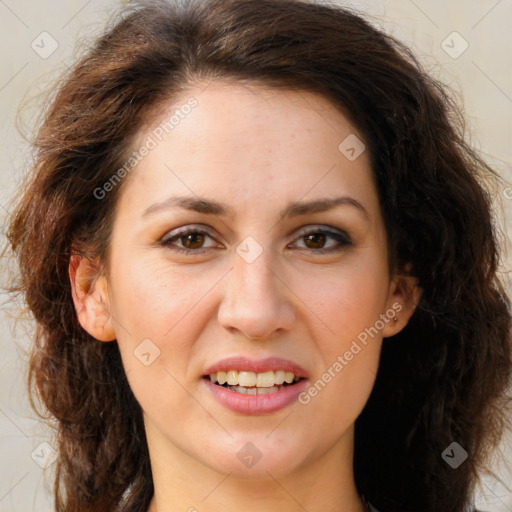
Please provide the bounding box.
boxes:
[106,263,209,400]
[109,275,199,427]
[108,261,210,342]
[299,259,388,413]
[307,258,390,338]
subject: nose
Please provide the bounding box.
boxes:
[217,245,296,340]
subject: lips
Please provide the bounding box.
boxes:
[202,356,309,414]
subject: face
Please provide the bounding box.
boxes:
[73,80,415,481]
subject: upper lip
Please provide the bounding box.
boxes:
[203,356,309,378]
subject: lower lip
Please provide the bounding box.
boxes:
[203,378,309,415]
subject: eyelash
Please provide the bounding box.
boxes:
[159,225,352,256]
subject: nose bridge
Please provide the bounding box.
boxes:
[218,238,295,339]
[236,247,275,296]
[231,241,281,308]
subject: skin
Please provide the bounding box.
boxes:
[70,80,420,512]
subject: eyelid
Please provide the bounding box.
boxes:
[160,224,214,240]
[291,224,351,242]
[160,224,220,247]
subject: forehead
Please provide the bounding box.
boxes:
[118,80,378,220]
[145,80,355,150]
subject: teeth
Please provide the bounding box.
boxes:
[226,370,238,386]
[227,385,284,395]
[256,371,275,387]
[208,370,300,387]
[238,371,257,387]
[275,370,286,385]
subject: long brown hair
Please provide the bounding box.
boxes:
[6,1,511,511]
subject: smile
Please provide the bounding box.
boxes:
[206,370,302,395]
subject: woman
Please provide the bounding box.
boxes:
[6,0,511,511]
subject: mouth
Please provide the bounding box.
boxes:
[202,356,309,413]
[203,370,304,395]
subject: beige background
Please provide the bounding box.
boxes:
[0,0,511,511]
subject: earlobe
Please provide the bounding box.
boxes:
[69,254,116,342]
[382,272,422,338]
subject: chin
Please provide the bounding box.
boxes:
[200,435,309,480]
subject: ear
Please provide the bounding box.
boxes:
[69,254,116,342]
[382,268,422,338]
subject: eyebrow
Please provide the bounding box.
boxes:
[142,195,369,220]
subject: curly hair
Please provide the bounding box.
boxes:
[6,0,511,511]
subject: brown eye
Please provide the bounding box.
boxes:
[303,232,327,250]
[291,227,352,254]
[181,232,206,249]
[160,227,220,255]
